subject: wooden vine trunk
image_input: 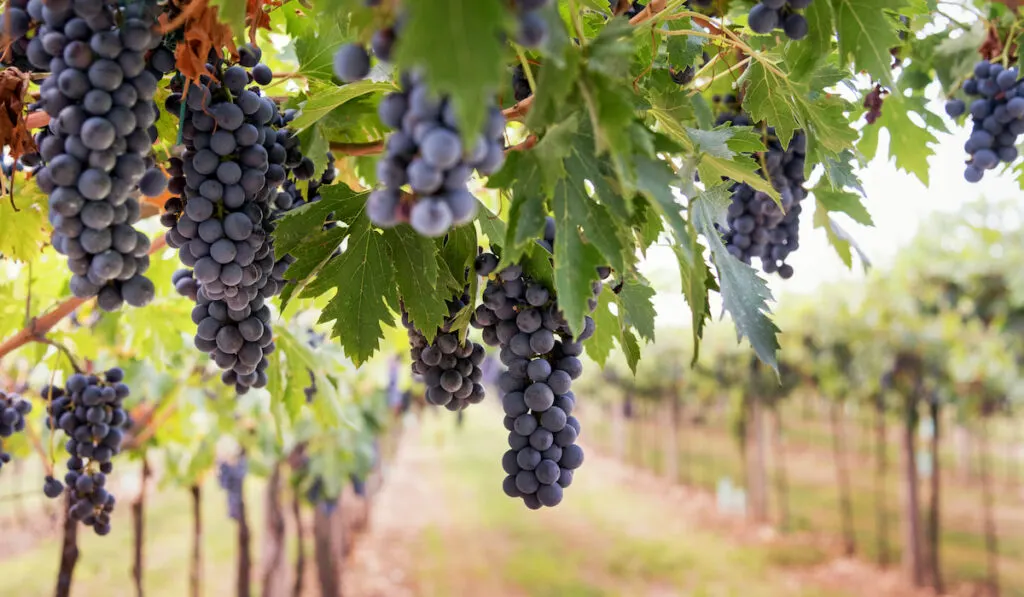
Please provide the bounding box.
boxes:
[900,400,924,587]
[830,401,856,556]
[132,457,151,597]
[190,485,203,597]
[261,463,287,597]
[54,492,79,597]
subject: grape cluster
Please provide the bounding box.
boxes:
[510,0,551,47]
[716,108,806,278]
[512,64,532,102]
[0,391,32,471]
[471,247,601,509]
[0,0,41,71]
[747,0,812,40]
[161,57,291,394]
[404,289,487,412]
[332,0,395,84]
[41,368,130,536]
[29,0,171,310]
[944,60,1024,183]
[217,458,247,521]
[367,72,506,237]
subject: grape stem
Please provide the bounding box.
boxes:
[514,45,538,97]
[0,235,168,361]
[34,336,85,374]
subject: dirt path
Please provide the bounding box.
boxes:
[341,410,937,597]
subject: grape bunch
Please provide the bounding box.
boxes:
[171,268,199,301]
[512,64,532,102]
[404,288,487,412]
[470,247,602,509]
[944,60,1024,183]
[161,60,292,394]
[367,72,506,237]
[28,0,170,310]
[217,458,247,521]
[510,0,551,47]
[0,391,32,471]
[41,368,130,536]
[332,0,395,84]
[0,0,41,71]
[747,0,813,41]
[716,107,806,278]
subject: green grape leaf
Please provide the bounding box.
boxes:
[666,18,706,69]
[552,180,608,337]
[287,12,348,83]
[394,0,505,140]
[493,152,548,266]
[384,227,451,341]
[302,211,394,365]
[784,0,834,80]
[290,81,395,134]
[619,327,641,374]
[831,0,903,84]
[616,278,656,343]
[475,201,508,248]
[856,95,936,185]
[585,286,618,368]
[297,123,331,182]
[814,202,852,268]
[814,185,874,226]
[283,227,347,285]
[0,180,48,262]
[274,184,365,257]
[742,59,857,153]
[691,185,779,371]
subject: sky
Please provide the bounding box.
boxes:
[641,93,1024,328]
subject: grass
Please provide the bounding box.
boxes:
[407,410,857,597]
[585,403,1024,597]
[6,402,1008,597]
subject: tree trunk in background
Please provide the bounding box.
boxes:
[314,504,341,597]
[874,396,890,567]
[237,477,252,597]
[953,423,973,482]
[926,398,943,593]
[772,407,790,531]
[190,485,203,597]
[54,492,79,597]
[979,417,1000,597]
[901,400,924,586]
[612,396,626,462]
[292,495,306,597]
[747,398,769,523]
[132,457,151,597]
[830,401,856,556]
[261,463,287,597]
[1008,423,1021,490]
[662,401,678,483]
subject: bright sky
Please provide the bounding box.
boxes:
[641,93,1024,328]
